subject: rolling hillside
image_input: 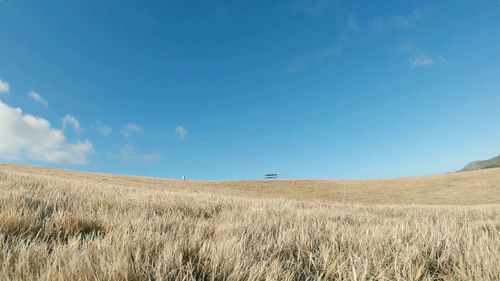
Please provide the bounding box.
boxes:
[2,163,500,205]
[1,163,500,280]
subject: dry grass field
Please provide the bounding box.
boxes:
[1,163,500,280]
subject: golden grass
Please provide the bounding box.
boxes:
[1,163,500,280]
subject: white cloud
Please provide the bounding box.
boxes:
[28,91,48,106]
[62,114,83,134]
[410,54,435,68]
[96,121,112,136]
[399,43,446,69]
[118,145,161,163]
[0,101,93,165]
[0,79,10,94]
[121,123,142,138]
[408,52,446,69]
[175,125,188,140]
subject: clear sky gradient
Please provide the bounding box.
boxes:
[0,0,499,180]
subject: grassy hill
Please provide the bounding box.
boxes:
[2,163,500,205]
[1,163,500,280]
[462,154,500,172]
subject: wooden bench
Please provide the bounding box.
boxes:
[264,173,278,180]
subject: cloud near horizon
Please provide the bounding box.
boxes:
[96,121,112,136]
[28,91,48,106]
[121,123,142,138]
[0,101,93,165]
[118,145,161,164]
[62,114,83,134]
[0,79,10,94]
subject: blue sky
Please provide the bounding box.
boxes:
[0,0,499,180]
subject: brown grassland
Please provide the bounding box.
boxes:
[1,163,500,280]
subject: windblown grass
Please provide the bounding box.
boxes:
[1,164,499,280]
